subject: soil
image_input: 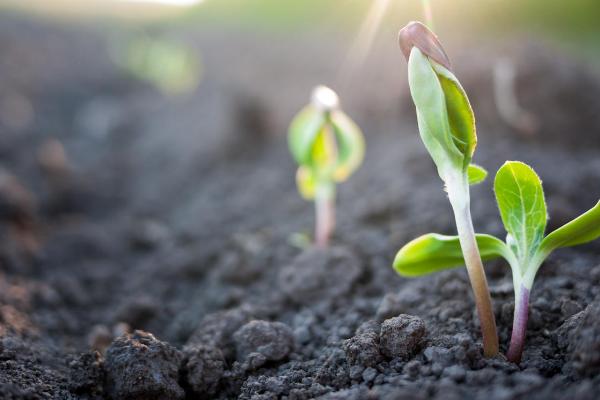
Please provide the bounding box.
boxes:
[1,15,600,400]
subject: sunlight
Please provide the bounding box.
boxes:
[119,0,204,6]
[339,0,391,85]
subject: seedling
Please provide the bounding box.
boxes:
[288,86,364,248]
[394,161,600,363]
[398,21,499,356]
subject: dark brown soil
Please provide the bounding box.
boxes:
[1,15,600,400]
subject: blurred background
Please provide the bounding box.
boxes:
[1,0,598,207]
[1,0,599,268]
[1,0,599,262]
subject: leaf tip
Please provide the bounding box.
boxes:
[398,21,451,71]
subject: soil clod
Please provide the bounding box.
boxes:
[278,246,362,306]
[104,330,184,400]
[233,320,295,366]
[182,344,225,398]
[380,315,426,360]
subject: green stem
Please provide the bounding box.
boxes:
[447,172,499,357]
[315,182,335,248]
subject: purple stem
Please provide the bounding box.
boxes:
[507,284,530,364]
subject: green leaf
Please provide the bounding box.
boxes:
[393,233,509,277]
[494,161,547,263]
[539,200,600,254]
[468,164,488,185]
[330,110,365,182]
[408,47,464,177]
[288,105,325,166]
[432,63,477,168]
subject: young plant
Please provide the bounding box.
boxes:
[398,21,499,356]
[288,85,365,248]
[394,161,600,363]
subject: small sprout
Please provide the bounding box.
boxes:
[397,21,499,356]
[112,35,201,95]
[288,86,365,248]
[394,161,600,363]
[468,164,488,185]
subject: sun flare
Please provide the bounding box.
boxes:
[339,0,391,85]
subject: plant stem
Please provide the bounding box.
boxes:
[507,284,530,363]
[447,173,499,357]
[315,182,335,248]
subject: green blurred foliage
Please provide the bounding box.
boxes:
[111,34,201,95]
[212,0,599,35]
[4,1,597,59]
[182,0,600,55]
[491,0,600,37]
[185,0,388,32]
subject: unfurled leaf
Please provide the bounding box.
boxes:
[494,161,547,262]
[539,200,600,254]
[393,233,509,277]
[468,164,488,185]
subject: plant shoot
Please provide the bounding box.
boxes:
[397,21,499,356]
[288,86,365,248]
[394,161,600,363]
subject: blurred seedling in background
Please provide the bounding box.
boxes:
[394,161,600,363]
[493,58,539,136]
[111,33,201,96]
[397,21,499,356]
[288,86,364,248]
